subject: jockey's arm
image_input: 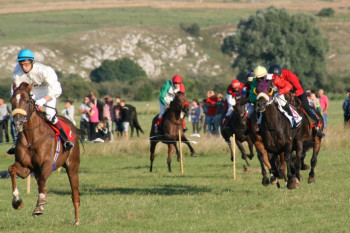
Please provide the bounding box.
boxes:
[159,81,171,105]
[273,77,293,95]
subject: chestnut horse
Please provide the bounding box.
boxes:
[150,92,196,172]
[8,82,81,225]
[221,103,254,166]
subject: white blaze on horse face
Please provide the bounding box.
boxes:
[16,94,21,106]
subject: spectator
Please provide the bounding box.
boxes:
[78,96,91,141]
[205,90,218,137]
[310,92,322,115]
[61,99,76,126]
[215,92,225,133]
[10,116,17,142]
[318,89,329,128]
[88,91,104,122]
[113,96,124,138]
[200,98,208,134]
[96,121,110,142]
[120,100,131,140]
[342,89,350,126]
[87,101,99,141]
[103,95,114,142]
[190,99,201,137]
[0,98,10,143]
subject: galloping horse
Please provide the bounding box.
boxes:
[8,82,81,225]
[221,103,254,166]
[256,80,304,189]
[150,92,196,172]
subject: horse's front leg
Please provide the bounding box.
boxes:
[8,162,31,210]
[246,137,255,160]
[150,140,159,172]
[167,143,176,172]
[33,162,52,216]
[285,144,297,190]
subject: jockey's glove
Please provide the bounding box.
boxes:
[35,98,47,107]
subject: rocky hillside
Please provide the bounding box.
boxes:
[0,26,235,81]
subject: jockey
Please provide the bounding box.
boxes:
[268,64,325,138]
[155,74,185,133]
[222,78,244,128]
[265,73,302,128]
[10,49,74,152]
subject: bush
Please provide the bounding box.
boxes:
[221,7,329,88]
[90,57,147,83]
[180,23,200,37]
[317,8,335,17]
[60,74,98,101]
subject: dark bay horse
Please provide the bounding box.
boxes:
[256,80,304,190]
[8,82,81,225]
[221,104,254,166]
[150,92,196,172]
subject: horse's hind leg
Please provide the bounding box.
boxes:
[182,138,196,157]
[246,137,255,160]
[308,139,321,184]
[8,162,31,210]
[65,157,81,225]
[235,139,250,167]
[150,140,158,172]
[167,143,176,172]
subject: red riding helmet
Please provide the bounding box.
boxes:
[231,79,240,88]
[172,75,182,83]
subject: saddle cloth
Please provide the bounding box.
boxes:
[49,118,76,141]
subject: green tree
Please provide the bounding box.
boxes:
[90,58,147,83]
[222,7,329,88]
[317,8,335,17]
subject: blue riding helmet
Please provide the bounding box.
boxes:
[17,49,35,62]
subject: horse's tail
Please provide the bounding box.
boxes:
[133,112,144,134]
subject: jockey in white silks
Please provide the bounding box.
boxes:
[10,49,74,152]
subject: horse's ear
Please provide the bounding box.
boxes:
[28,84,33,91]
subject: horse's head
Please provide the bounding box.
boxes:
[255,80,274,112]
[170,92,190,116]
[10,82,35,132]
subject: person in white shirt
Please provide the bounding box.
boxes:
[61,99,76,126]
[11,49,74,151]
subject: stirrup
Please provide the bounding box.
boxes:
[63,141,74,150]
[293,121,301,128]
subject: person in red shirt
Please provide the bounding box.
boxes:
[222,79,245,128]
[205,90,218,136]
[268,64,325,138]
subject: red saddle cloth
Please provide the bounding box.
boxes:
[49,118,76,141]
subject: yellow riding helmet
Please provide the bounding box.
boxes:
[253,66,267,78]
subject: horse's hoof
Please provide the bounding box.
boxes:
[177,157,181,162]
[308,177,315,184]
[287,178,296,190]
[230,156,233,162]
[37,197,47,206]
[247,154,254,160]
[32,205,44,216]
[243,165,248,172]
[74,221,80,226]
[262,177,270,186]
[12,197,23,210]
[191,153,197,157]
[301,164,310,170]
[276,182,281,189]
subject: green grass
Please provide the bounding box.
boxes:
[0,7,254,44]
[0,99,349,232]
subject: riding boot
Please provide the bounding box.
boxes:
[7,147,15,155]
[222,116,230,129]
[58,128,74,150]
[155,117,162,134]
[315,126,325,138]
[283,104,300,128]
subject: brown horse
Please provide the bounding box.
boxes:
[221,103,254,166]
[150,92,196,172]
[8,82,81,225]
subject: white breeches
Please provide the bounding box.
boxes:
[32,88,58,123]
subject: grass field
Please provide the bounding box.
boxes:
[0,99,349,232]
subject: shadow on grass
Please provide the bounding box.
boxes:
[49,184,212,196]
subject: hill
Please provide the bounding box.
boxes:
[0,0,349,93]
